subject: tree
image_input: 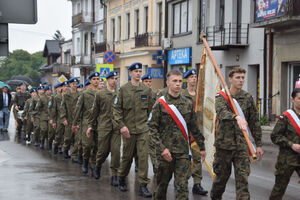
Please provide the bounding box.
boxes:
[0,50,46,87]
[52,30,65,41]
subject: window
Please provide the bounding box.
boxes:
[111,18,115,42]
[219,0,225,29]
[144,6,148,33]
[118,16,122,41]
[135,10,139,35]
[126,13,130,40]
[84,33,88,55]
[99,30,104,42]
[76,37,80,54]
[85,0,88,16]
[77,3,80,14]
[173,0,192,35]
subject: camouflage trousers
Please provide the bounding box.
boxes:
[95,130,121,176]
[189,148,203,184]
[48,123,55,145]
[39,120,48,142]
[154,153,190,200]
[269,162,300,200]
[211,148,250,200]
[33,118,40,142]
[63,124,73,150]
[54,122,64,148]
[25,118,33,137]
[81,123,97,167]
[118,132,150,184]
[71,122,82,159]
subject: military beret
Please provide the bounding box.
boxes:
[128,62,142,71]
[84,79,90,86]
[68,77,79,83]
[106,71,118,79]
[54,83,62,89]
[44,85,51,91]
[62,81,69,86]
[30,88,37,93]
[37,85,44,90]
[141,74,152,81]
[88,72,100,80]
[183,69,197,79]
[18,81,26,86]
[77,83,84,88]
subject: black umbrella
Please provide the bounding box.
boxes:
[10,75,33,85]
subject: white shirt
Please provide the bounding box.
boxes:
[2,92,8,107]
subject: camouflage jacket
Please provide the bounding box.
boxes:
[215,90,262,150]
[60,90,80,123]
[11,91,31,110]
[181,88,195,103]
[112,82,154,134]
[50,93,62,124]
[21,98,33,119]
[33,94,49,121]
[271,109,300,166]
[88,88,117,132]
[148,93,205,156]
[72,89,98,126]
[31,95,41,119]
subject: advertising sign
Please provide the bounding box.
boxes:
[255,0,286,22]
[168,48,191,65]
[148,68,164,79]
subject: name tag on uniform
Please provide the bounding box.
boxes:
[141,95,147,99]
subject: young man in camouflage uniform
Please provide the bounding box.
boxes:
[72,73,100,175]
[113,62,153,198]
[61,78,80,159]
[211,67,264,200]
[148,69,206,200]
[45,86,55,150]
[11,81,31,141]
[22,88,37,144]
[87,71,120,185]
[31,86,44,146]
[269,88,300,200]
[182,69,208,196]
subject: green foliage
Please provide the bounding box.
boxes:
[0,50,46,87]
[260,114,268,126]
[52,30,65,41]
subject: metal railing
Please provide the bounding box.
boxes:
[72,12,83,27]
[94,42,107,54]
[135,33,149,47]
[206,23,249,48]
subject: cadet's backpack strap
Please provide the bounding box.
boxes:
[283,109,300,138]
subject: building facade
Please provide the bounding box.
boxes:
[252,0,300,118]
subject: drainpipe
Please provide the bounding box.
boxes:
[268,29,273,121]
[163,0,168,87]
[263,29,267,116]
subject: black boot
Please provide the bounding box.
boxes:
[118,177,128,192]
[58,147,63,154]
[111,176,118,187]
[93,166,101,179]
[78,156,83,164]
[39,139,44,149]
[48,142,52,151]
[64,149,70,159]
[53,146,58,154]
[192,184,208,195]
[82,160,88,174]
[139,184,152,198]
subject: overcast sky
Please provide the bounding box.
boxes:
[8,0,72,54]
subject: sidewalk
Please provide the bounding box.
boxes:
[261,123,275,146]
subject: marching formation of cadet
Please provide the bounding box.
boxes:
[10,64,300,200]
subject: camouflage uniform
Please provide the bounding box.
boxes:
[22,98,34,141]
[60,90,80,153]
[148,92,205,200]
[47,94,55,149]
[211,90,262,200]
[31,95,41,144]
[88,88,120,176]
[51,93,64,149]
[11,91,31,138]
[34,94,49,145]
[269,109,300,200]
[73,89,98,168]
[113,82,153,184]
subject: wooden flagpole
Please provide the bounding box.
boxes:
[202,37,257,160]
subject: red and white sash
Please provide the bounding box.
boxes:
[219,90,257,155]
[283,109,300,138]
[157,96,192,158]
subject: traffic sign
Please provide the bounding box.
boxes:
[58,75,67,83]
[96,64,114,81]
[103,51,117,64]
[40,77,46,83]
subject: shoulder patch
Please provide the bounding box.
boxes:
[114,97,118,104]
[147,112,152,122]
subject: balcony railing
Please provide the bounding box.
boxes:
[53,64,70,74]
[206,23,249,50]
[135,33,149,47]
[72,12,83,27]
[94,42,107,54]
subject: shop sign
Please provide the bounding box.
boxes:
[168,47,191,65]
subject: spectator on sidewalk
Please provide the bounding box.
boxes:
[0,86,12,133]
